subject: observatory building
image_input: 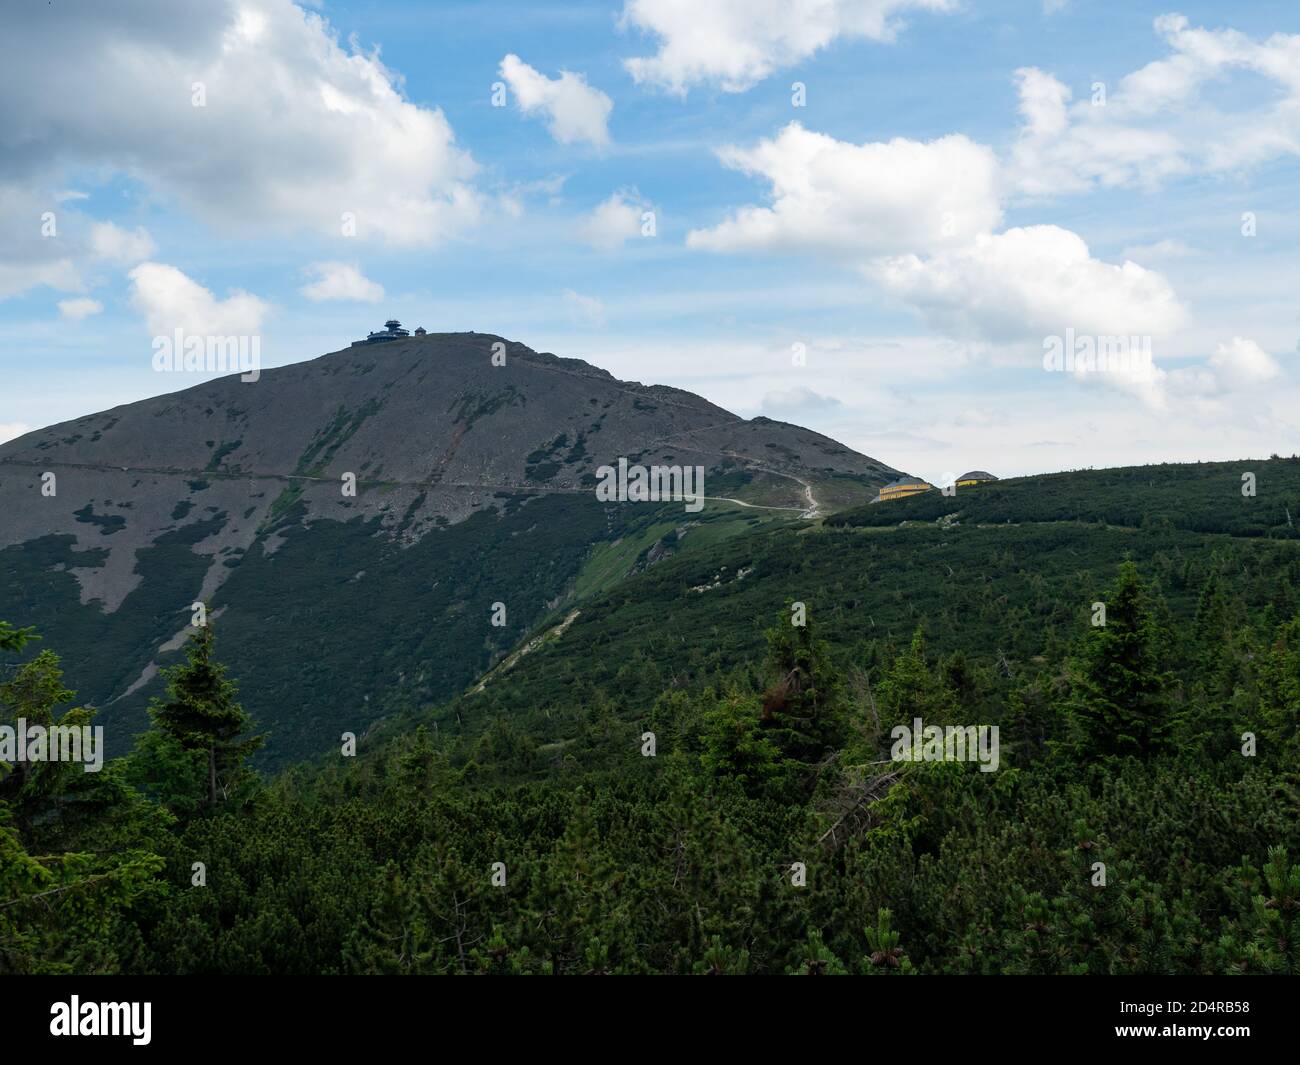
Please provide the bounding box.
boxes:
[352,319,412,346]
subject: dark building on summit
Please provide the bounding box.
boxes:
[352,319,412,346]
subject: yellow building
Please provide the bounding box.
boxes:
[872,476,933,503]
[956,470,998,487]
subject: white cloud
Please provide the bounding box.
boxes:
[128,262,269,338]
[0,423,32,446]
[1011,68,1187,194]
[299,261,385,303]
[0,0,481,246]
[870,226,1187,343]
[1157,337,1284,412]
[689,124,1184,358]
[563,289,606,326]
[688,123,1002,259]
[89,222,156,263]
[1010,16,1300,195]
[1047,335,1285,413]
[620,0,957,94]
[0,183,83,299]
[499,55,612,146]
[0,260,80,302]
[58,297,104,321]
[0,198,155,301]
[579,192,651,249]
[1209,337,1282,389]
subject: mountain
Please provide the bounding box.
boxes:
[0,331,900,764]
[8,395,1300,974]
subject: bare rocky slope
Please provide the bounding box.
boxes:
[0,332,901,764]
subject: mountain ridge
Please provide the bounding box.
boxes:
[0,331,902,764]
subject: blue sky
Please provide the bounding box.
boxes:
[2,0,1297,479]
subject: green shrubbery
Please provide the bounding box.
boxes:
[4,459,1300,973]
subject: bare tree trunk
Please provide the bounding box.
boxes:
[452,893,467,975]
[208,746,217,806]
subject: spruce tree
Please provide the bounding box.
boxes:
[758,610,846,767]
[0,620,36,653]
[1067,561,1171,759]
[0,620,162,975]
[877,627,956,733]
[0,649,84,827]
[1194,570,1228,650]
[1257,617,1300,751]
[146,619,263,807]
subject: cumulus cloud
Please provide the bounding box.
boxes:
[0,184,160,300]
[58,297,104,321]
[690,124,1184,354]
[0,0,480,247]
[299,261,385,303]
[620,0,957,94]
[870,226,1187,343]
[1157,337,1285,413]
[1051,334,1286,414]
[1010,16,1300,194]
[687,123,1002,259]
[128,262,269,338]
[1010,67,1186,194]
[1209,337,1282,389]
[499,55,612,146]
[579,192,652,249]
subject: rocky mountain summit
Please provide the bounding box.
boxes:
[0,332,900,762]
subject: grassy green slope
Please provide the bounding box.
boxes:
[410,458,1300,760]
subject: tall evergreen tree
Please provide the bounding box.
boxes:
[0,649,90,830]
[0,621,162,975]
[1257,617,1300,751]
[146,620,263,807]
[1066,561,1171,759]
[1194,570,1228,650]
[758,610,846,767]
[877,627,956,733]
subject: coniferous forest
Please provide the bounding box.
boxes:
[4,463,1298,977]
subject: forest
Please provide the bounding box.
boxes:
[2,459,1299,975]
